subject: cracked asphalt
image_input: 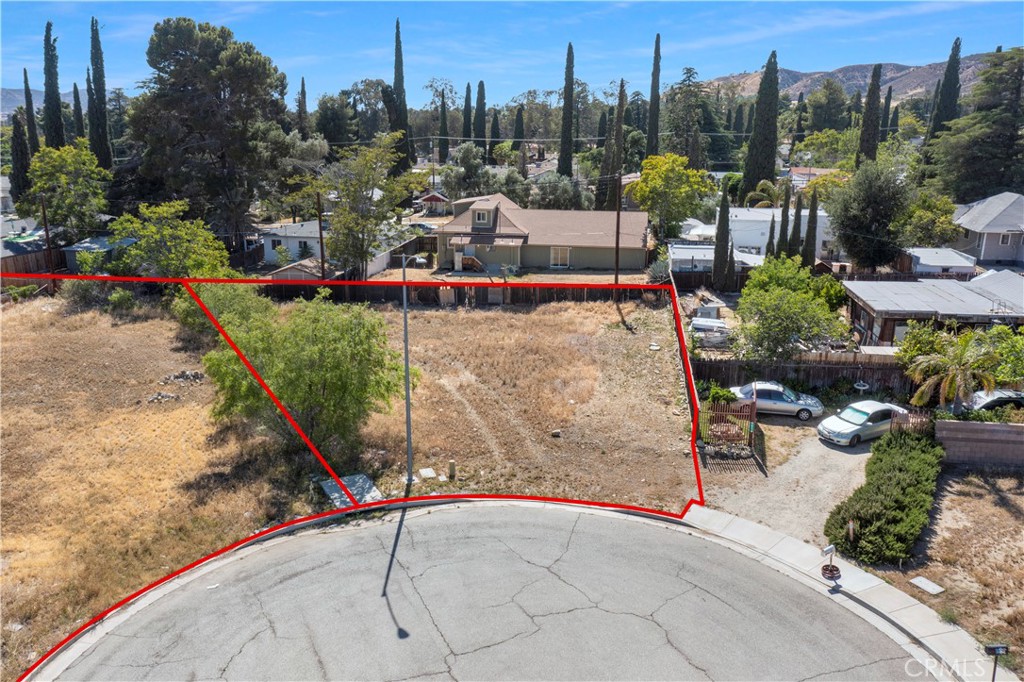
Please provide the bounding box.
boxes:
[49,505,917,681]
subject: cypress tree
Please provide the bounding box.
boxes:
[788,191,803,258]
[712,190,731,290]
[624,107,634,128]
[740,51,778,201]
[880,85,893,142]
[296,77,310,140]
[646,33,661,157]
[801,188,818,267]
[89,17,112,167]
[512,105,524,152]
[858,64,882,161]
[557,42,574,177]
[765,213,776,258]
[473,80,486,152]
[438,90,449,163]
[596,110,607,148]
[928,37,962,140]
[776,182,790,255]
[42,21,66,148]
[725,108,732,132]
[732,104,745,148]
[72,83,85,138]
[23,69,40,154]
[603,80,627,211]
[393,19,414,171]
[488,111,501,165]
[793,92,806,145]
[462,83,472,143]
[10,110,31,202]
[745,104,755,135]
[928,79,941,127]
[889,105,900,138]
[725,247,736,292]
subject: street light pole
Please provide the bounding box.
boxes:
[401,255,414,490]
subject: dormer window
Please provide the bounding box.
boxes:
[474,210,489,224]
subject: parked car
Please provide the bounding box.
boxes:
[968,389,1024,411]
[729,381,825,421]
[816,400,908,447]
[408,222,435,232]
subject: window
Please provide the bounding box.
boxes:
[941,267,950,273]
[550,246,570,268]
[1000,233,1011,245]
[271,239,282,249]
[298,240,309,251]
[474,210,489,224]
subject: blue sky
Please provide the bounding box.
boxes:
[2,1,1021,108]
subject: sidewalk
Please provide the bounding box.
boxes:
[681,505,1019,682]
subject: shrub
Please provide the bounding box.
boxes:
[936,406,1024,424]
[4,285,39,302]
[107,288,137,317]
[708,384,737,404]
[824,432,945,564]
[59,279,106,311]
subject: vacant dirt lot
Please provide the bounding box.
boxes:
[0,298,310,682]
[365,301,696,511]
[874,472,1024,676]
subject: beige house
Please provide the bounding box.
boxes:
[434,194,650,273]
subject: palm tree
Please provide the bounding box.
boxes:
[908,332,998,412]
[743,178,788,208]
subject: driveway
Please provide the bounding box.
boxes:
[41,505,917,681]
[710,416,873,547]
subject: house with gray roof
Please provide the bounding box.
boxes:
[844,270,1024,345]
[896,248,977,276]
[434,194,650,272]
[951,192,1024,266]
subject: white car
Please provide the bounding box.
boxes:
[816,400,908,447]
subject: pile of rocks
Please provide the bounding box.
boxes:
[147,392,181,403]
[160,370,205,385]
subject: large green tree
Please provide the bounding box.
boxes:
[908,331,996,412]
[323,132,426,279]
[473,80,487,152]
[557,42,574,177]
[315,91,359,148]
[787,191,803,257]
[826,160,910,269]
[296,77,311,140]
[511,105,525,152]
[530,174,595,210]
[927,37,962,142]
[740,51,779,200]
[128,18,290,250]
[461,82,472,144]
[71,84,85,139]
[807,78,848,132]
[438,90,450,163]
[601,79,627,211]
[487,111,501,166]
[89,17,113,168]
[42,21,65,148]
[202,290,405,464]
[23,69,41,154]
[111,200,231,278]
[894,190,962,247]
[929,47,1023,202]
[9,111,32,202]
[858,64,883,162]
[626,153,715,240]
[646,33,661,157]
[390,19,414,171]
[735,286,844,361]
[801,188,818,267]
[17,140,111,245]
[880,86,893,143]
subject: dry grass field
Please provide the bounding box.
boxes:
[874,472,1024,676]
[363,299,696,510]
[0,298,316,682]
[1,294,695,681]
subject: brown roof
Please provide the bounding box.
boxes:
[436,195,649,250]
[450,192,521,208]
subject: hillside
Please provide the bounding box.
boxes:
[1,88,77,115]
[709,51,998,102]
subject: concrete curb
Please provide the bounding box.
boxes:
[679,505,1019,682]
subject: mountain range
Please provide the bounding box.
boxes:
[708,52,996,103]
[1,88,77,116]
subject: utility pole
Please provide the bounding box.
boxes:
[40,195,54,294]
[316,191,326,281]
[614,172,622,289]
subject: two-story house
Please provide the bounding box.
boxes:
[951,192,1024,267]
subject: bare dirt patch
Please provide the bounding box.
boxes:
[0,298,311,682]
[363,301,696,511]
[873,472,1024,676]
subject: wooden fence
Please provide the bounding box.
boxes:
[672,271,750,292]
[338,285,666,307]
[1,248,67,287]
[690,357,914,394]
[935,421,1024,469]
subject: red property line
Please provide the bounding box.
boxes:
[15,273,705,681]
[183,282,359,508]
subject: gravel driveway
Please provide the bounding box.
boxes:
[708,416,873,547]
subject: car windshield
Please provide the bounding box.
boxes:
[782,386,798,401]
[838,407,870,425]
[739,384,753,396]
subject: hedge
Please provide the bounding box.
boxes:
[824,432,945,564]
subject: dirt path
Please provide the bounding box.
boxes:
[707,427,872,547]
